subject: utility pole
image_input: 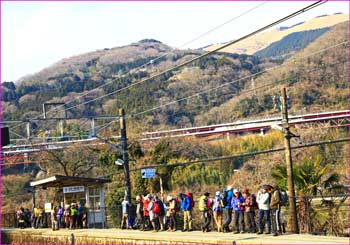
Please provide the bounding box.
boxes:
[119,109,131,203]
[281,87,299,233]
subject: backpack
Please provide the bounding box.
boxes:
[153,200,161,214]
[198,196,208,211]
[251,194,258,209]
[174,199,181,212]
[279,191,288,206]
[221,190,228,206]
[185,192,194,209]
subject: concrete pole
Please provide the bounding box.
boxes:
[119,109,131,204]
[281,87,299,233]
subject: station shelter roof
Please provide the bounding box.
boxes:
[30,175,110,188]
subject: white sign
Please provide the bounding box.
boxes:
[141,168,156,178]
[63,186,85,194]
[44,203,52,213]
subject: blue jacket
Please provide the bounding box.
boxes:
[225,190,234,209]
[181,195,191,211]
[231,195,245,211]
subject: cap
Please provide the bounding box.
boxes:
[233,189,239,193]
[216,191,221,196]
[204,192,210,196]
[261,184,268,190]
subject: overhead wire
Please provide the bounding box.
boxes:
[129,41,348,119]
[51,0,327,116]
[8,1,269,133]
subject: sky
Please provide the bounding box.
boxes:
[1,1,349,82]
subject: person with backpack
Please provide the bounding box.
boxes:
[148,195,165,232]
[212,191,224,232]
[199,192,211,232]
[165,195,177,232]
[242,188,257,233]
[268,185,282,236]
[257,184,271,234]
[222,185,233,232]
[231,189,245,233]
[179,193,193,232]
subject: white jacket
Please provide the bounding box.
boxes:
[257,191,270,210]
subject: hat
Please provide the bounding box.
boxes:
[216,191,221,196]
[204,192,210,196]
[242,188,249,194]
[233,189,239,193]
[261,184,268,190]
[227,185,233,191]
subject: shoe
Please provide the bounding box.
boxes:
[265,231,271,234]
[182,229,187,232]
[240,231,245,234]
[273,233,278,236]
[257,231,263,235]
[152,229,158,233]
[233,231,239,234]
[188,229,193,232]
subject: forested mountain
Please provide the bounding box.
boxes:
[2,21,348,136]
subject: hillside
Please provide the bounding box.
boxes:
[2,20,348,139]
[195,21,349,125]
[203,13,348,55]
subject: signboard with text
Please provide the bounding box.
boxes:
[63,186,85,194]
[141,168,156,179]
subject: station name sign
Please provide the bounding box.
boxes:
[63,186,85,194]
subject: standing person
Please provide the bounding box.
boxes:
[232,189,245,233]
[64,206,71,229]
[148,195,165,232]
[179,193,193,232]
[121,197,131,229]
[24,208,32,228]
[212,191,224,232]
[36,206,43,229]
[222,185,234,232]
[51,206,58,231]
[33,206,39,228]
[242,188,257,233]
[199,192,210,232]
[18,207,25,229]
[77,203,84,229]
[56,205,64,229]
[268,185,281,236]
[166,195,177,232]
[142,194,151,231]
[256,184,271,234]
[135,195,144,230]
[70,204,77,229]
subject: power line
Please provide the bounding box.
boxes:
[52,1,326,116]
[130,137,350,171]
[130,44,348,119]
[8,2,269,134]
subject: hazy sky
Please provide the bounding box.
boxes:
[1,1,349,82]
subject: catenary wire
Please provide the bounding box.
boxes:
[53,1,326,116]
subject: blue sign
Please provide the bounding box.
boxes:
[141,168,156,179]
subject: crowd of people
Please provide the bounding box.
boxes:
[124,184,287,236]
[15,203,88,230]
